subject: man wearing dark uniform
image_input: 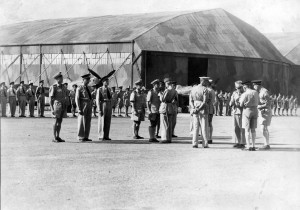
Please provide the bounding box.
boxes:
[0,82,7,117]
[91,85,97,117]
[207,79,216,144]
[63,82,70,118]
[147,79,161,143]
[190,77,209,148]
[26,81,35,117]
[70,84,77,117]
[111,87,118,117]
[130,79,146,139]
[16,81,27,117]
[7,82,17,117]
[49,72,67,143]
[76,73,93,142]
[35,80,46,117]
[123,87,131,117]
[171,81,179,138]
[96,78,112,140]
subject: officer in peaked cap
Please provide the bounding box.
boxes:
[36,80,46,117]
[49,72,67,142]
[7,81,17,117]
[26,80,35,117]
[239,80,259,151]
[130,79,146,139]
[0,81,7,117]
[229,80,246,148]
[16,81,27,117]
[76,73,93,142]
[252,80,272,150]
[147,79,161,142]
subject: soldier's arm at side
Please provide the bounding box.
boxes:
[146,90,152,112]
[258,90,270,109]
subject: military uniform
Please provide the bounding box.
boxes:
[229,88,245,146]
[16,82,27,117]
[63,86,70,118]
[7,83,17,117]
[218,92,224,116]
[277,95,282,115]
[289,97,294,115]
[171,90,179,137]
[130,81,146,139]
[92,88,97,117]
[294,97,298,115]
[69,89,77,116]
[190,82,209,147]
[117,87,124,116]
[283,97,289,115]
[111,89,118,111]
[97,85,112,140]
[26,84,35,117]
[207,86,215,143]
[273,95,277,115]
[0,84,8,117]
[49,83,67,118]
[76,81,93,141]
[123,89,131,116]
[36,82,46,117]
[239,88,259,130]
[147,80,161,142]
[258,87,272,126]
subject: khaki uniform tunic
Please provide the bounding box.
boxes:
[97,86,112,139]
[26,88,35,116]
[130,89,146,121]
[258,87,272,126]
[16,86,27,116]
[49,84,67,118]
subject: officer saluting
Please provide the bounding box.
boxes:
[147,79,161,143]
[76,73,93,142]
[36,80,46,117]
[190,77,209,148]
[26,81,35,117]
[96,77,113,140]
[49,72,67,142]
[16,81,27,117]
[7,81,17,117]
[252,80,272,150]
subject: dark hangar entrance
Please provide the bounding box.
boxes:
[188,57,208,85]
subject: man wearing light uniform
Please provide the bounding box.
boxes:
[190,77,209,148]
[239,81,259,151]
[252,80,272,150]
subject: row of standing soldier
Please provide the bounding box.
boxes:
[48,72,179,143]
[271,94,298,116]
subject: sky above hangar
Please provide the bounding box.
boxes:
[0,0,299,33]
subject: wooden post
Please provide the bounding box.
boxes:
[131,41,134,89]
[19,46,22,83]
[144,51,147,88]
[39,45,42,83]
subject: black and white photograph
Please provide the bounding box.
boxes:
[0,0,300,209]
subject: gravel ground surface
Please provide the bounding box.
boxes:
[1,111,300,210]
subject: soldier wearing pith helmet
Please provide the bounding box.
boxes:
[49,72,67,142]
[75,73,93,142]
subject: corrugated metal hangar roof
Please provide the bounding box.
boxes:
[0,8,290,63]
[285,44,300,65]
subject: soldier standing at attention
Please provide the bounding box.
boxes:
[289,95,294,116]
[276,93,282,116]
[123,87,131,117]
[284,95,289,116]
[49,72,67,142]
[117,86,124,117]
[76,74,93,142]
[273,94,277,116]
[63,82,70,118]
[214,90,219,116]
[35,80,46,117]
[252,80,272,150]
[70,84,77,117]
[7,82,17,117]
[26,81,35,117]
[171,81,179,138]
[239,81,259,151]
[96,77,112,140]
[218,90,224,116]
[130,79,146,139]
[0,82,8,117]
[229,81,245,148]
[111,87,118,117]
[156,80,165,138]
[294,97,298,116]
[159,80,178,144]
[190,77,209,148]
[16,81,27,117]
[147,79,161,143]
[207,79,215,144]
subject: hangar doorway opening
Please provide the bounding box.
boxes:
[188,57,208,85]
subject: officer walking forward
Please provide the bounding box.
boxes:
[49,72,67,142]
[75,74,93,142]
[147,79,161,143]
[96,77,113,140]
[36,80,46,117]
[26,81,35,117]
[16,81,27,117]
[190,77,209,148]
[239,81,259,151]
[229,81,245,148]
[7,82,17,117]
[130,79,146,139]
[252,80,272,150]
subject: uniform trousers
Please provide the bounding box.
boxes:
[19,96,27,116]
[28,98,35,116]
[233,114,245,144]
[98,101,112,139]
[9,97,16,116]
[160,113,173,141]
[37,97,45,116]
[192,112,208,146]
[78,100,92,139]
[1,96,7,116]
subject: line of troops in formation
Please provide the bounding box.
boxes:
[1,74,298,150]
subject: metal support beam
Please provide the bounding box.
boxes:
[39,45,42,83]
[131,41,134,89]
[19,46,22,83]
